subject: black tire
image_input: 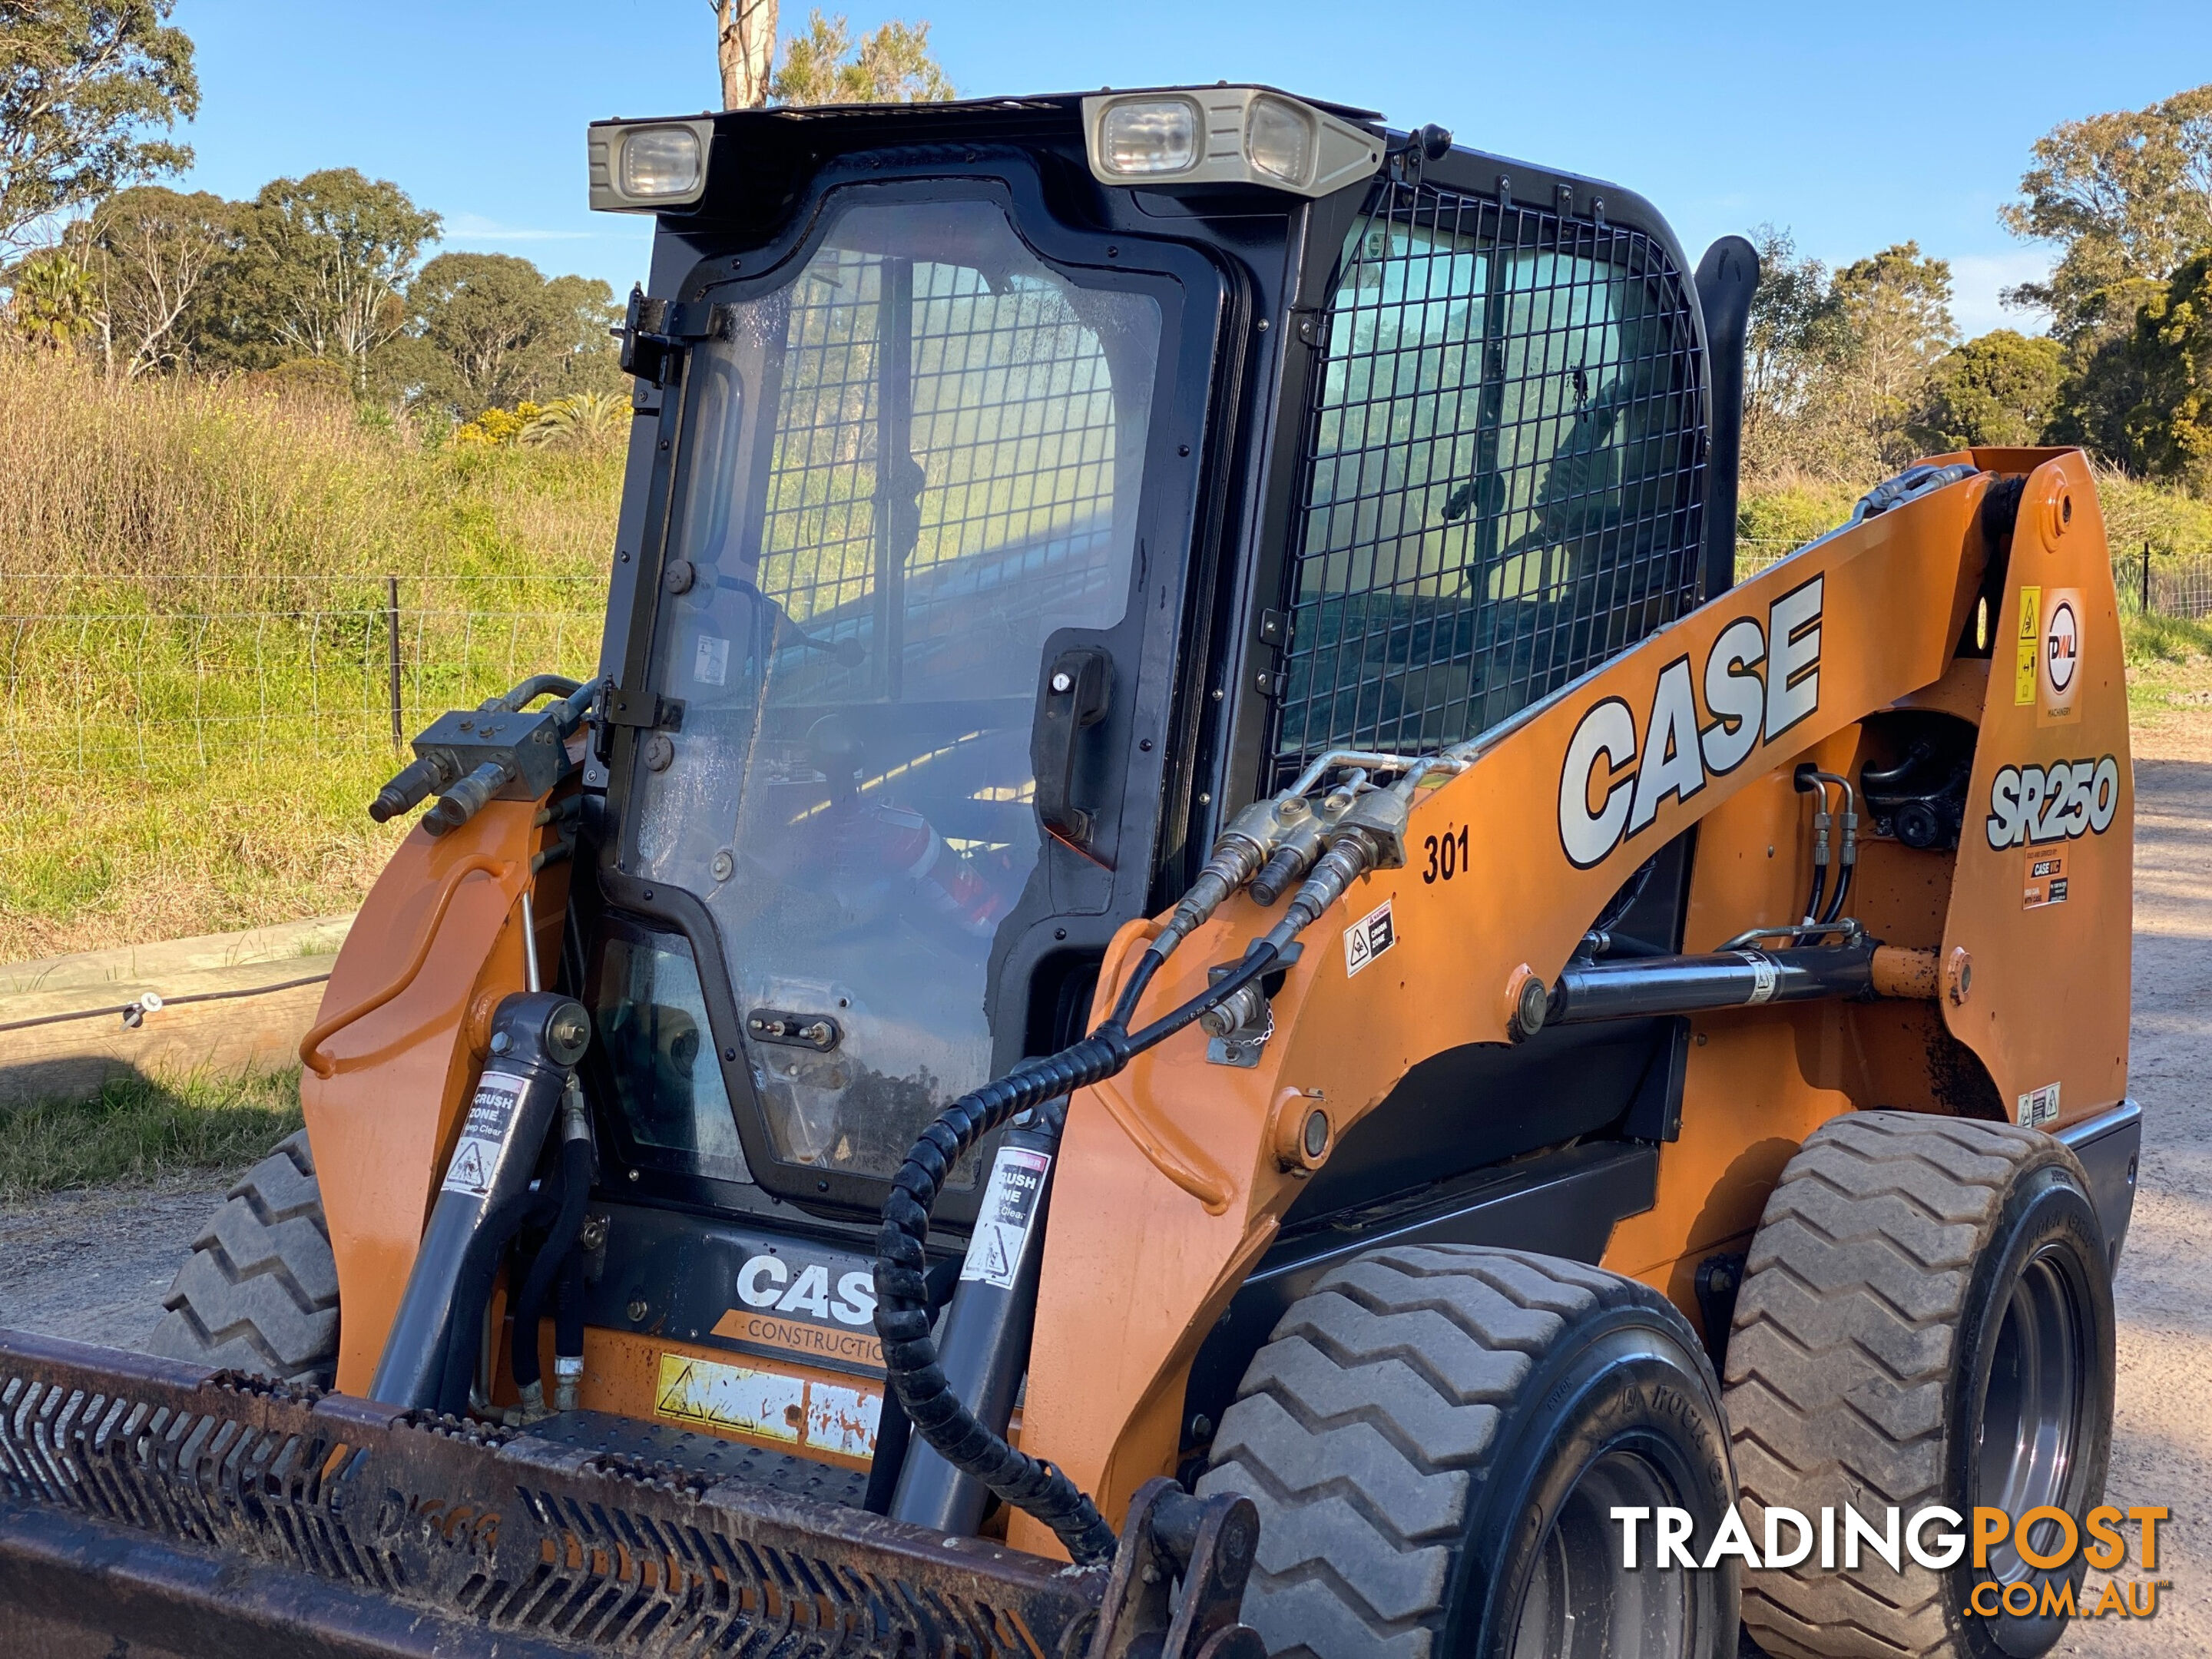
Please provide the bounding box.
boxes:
[1199,1244,1740,1659]
[145,1129,341,1386]
[1724,1111,2114,1659]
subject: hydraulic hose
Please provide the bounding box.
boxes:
[873,944,1283,1565]
[509,1125,594,1407]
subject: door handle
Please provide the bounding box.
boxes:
[1033,647,1114,851]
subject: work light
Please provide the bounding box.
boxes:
[620,126,704,198]
[588,117,716,212]
[1081,88,1382,199]
[1098,98,1203,177]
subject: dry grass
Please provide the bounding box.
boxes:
[0,353,617,959]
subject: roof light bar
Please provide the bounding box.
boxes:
[1081,87,1382,197]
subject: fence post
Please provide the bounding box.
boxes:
[2143,541,2154,618]
[386,575,403,747]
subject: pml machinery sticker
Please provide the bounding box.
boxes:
[2018,585,2084,725]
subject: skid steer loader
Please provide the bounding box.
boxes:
[0,86,2137,1659]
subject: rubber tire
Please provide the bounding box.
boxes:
[145,1129,341,1386]
[1724,1111,2114,1659]
[1198,1243,1740,1659]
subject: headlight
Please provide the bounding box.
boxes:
[1081,88,1383,200]
[1245,97,1317,188]
[1098,98,1202,177]
[619,126,704,198]
[588,118,715,213]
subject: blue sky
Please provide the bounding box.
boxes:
[170,0,2211,336]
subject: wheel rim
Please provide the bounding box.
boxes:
[1505,1449,1687,1659]
[1975,1243,2091,1584]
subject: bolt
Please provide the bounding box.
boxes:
[710,849,734,882]
[488,1031,511,1055]
[627,1298,648,1321]
[628,1168,641,1182]
[1141,1562,1163,1585]
[1303,1108,1329,1159]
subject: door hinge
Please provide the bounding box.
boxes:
[616,286,729,386]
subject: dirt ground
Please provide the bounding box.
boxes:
[0,738,2207,1651]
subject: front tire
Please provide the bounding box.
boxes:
[145,1128,341,1386]
[1724,1111,2114,1659]
[1200,1244,1739,1659]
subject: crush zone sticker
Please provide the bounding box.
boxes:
[961,1146,1051,1290]
[2018,1081,2061,1129]
[440,1072,527,1197]
[1344,899,1397,978]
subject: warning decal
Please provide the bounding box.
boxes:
[440,1071,526,1197]
[1343,898,1397,979]
[960,1146,1051,1290]
[2024,850,2069,909]
[2015,586,2041,707]
[2017,1081,2061,1129]
[654,1351,880,1459]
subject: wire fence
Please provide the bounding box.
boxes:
[0,574,605,779]
[5,529,2209,784]
[1740,535,2212,620]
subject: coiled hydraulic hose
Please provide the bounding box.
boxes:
[873,769,1422,1561]
[873,943,1283,1563]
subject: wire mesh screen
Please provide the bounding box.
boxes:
[738,238,1134,700]
[1269,180,1707,783]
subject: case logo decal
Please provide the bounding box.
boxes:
[1558,576,1823,869]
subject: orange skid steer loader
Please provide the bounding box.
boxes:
[0,87,2135,1659]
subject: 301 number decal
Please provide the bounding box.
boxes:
[1422,826,1470,883]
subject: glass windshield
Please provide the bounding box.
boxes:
[626,197,1162,1188]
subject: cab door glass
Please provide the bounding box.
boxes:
[624,197,1164,1187]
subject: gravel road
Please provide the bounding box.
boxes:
[1,748,2206,1651]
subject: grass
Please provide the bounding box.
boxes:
[0,1068,303,1202]
[0,352,615,961]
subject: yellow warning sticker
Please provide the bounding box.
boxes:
[653,1351,879,1459]
[2015,585,2041,706]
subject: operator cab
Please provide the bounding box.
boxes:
[578,88,1743,1230]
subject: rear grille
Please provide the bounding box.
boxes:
[1269,177,1707,783]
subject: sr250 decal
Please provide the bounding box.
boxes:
[1986,756,2121,849]
[1558,576,1825,869]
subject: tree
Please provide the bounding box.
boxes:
[714,0,777,108]
[0,0,197,259]
[2054,253,2212,486]
[2002,84,2212,343]
[6,243,98,348]
[771,12,953,105]
[1830,242,1957,469]
[386,252,621,415]
[1740,225,1851,478]
[1910,329,2065,451]
[228,169,439,388]
[85,184,235,377]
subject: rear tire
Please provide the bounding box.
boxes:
[145,1129,341,1386]
[1199,1243,1739,1659]
[1723,1111,2114,1659]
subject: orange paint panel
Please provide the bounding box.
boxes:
[302,800,565,1394]
[1016,455,2131,1555]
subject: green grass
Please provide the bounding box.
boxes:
[0,1069,303,1201]
[0,355,616,960]
[2119,610,2212,719]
